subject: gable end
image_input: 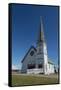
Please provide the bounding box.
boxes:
[21,46,37,63]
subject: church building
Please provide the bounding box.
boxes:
[21,18,55,74]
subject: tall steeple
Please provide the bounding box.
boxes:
[36,17,48,74]
[37,17,45,44]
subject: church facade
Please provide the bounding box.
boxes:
[21,18,55,74]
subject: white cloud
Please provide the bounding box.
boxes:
[12,64,18,70]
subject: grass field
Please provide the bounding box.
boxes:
[12,74,59,86]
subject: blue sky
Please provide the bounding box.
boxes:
[11,4,59,69]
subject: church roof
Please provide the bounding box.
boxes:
[48,58,54,65]
[21,46,37,63]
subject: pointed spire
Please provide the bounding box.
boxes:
[37,16,45,43]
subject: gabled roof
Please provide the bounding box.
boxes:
[48,58,54,65]
[48,61,54,65]
[21,46,37,63]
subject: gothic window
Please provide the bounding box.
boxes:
[27,64,35,69]
[38,64,43,68]
[30,51,34,56]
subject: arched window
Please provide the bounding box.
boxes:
[30,51,34,56]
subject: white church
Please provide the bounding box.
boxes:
[21,18,55,75]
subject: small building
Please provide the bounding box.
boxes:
[21,17,55,74]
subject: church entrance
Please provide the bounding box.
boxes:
[27,64,35,69]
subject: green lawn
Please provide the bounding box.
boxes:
[12,74,59,86]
